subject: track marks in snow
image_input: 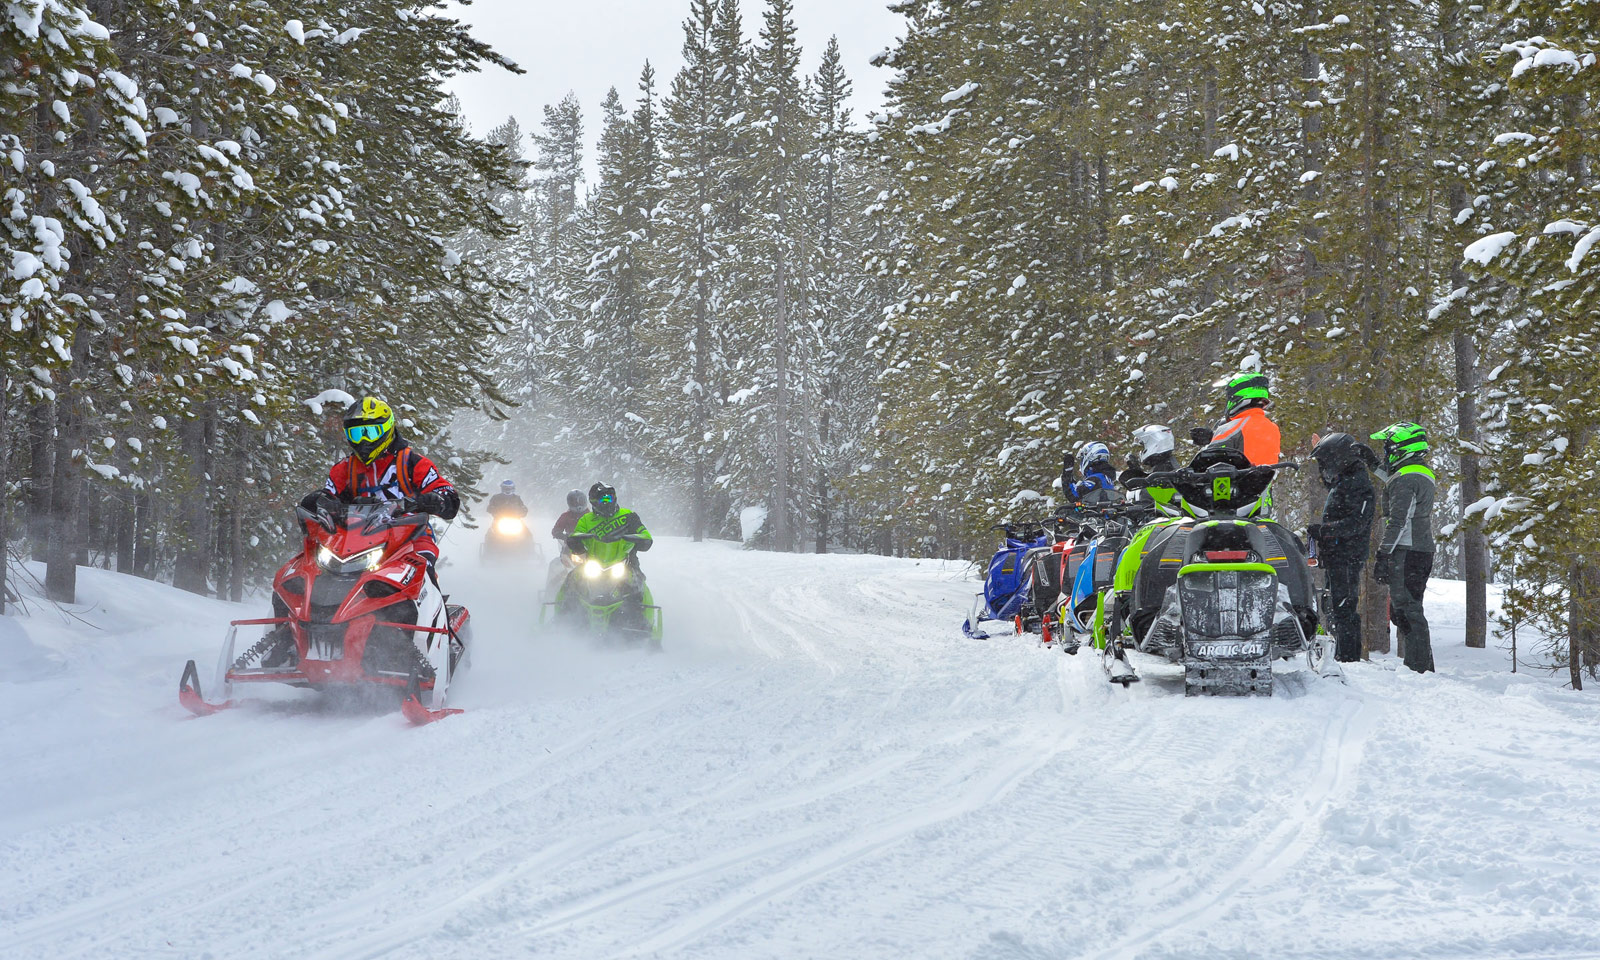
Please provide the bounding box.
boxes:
[617,728,1075,958]
[1084,695,1377,960]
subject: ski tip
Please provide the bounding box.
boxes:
[401,695,464,726]
[178,660,233,717]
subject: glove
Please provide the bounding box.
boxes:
[1125,453,1144,473]
[1190,427,1214,447]
[1306,523,1324,542]
[405,492,445,516]
[1372,553,1392,585]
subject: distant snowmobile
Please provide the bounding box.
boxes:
[178,498,472,725]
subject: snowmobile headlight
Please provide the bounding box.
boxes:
[318,546,385,574]
[494,517,524,536]
[610,563,627,581]
[583,559,603,579]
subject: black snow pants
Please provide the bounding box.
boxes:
[1389,549,1435,674]
[1325,558,1366,663]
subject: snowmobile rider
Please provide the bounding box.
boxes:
[1120,425,1181,513]
[486,480,528,519]
[300,396,461,569]
[1307,433,1378,663]
[1191,371,1283,467]
[1065,442,1120,506]
[1371,422,1437,674]
[552,488,587,541]
[567,483,653,570]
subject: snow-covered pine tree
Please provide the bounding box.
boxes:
[735,0,813,551]
[1469,0,1600,686]
[645,0,744,540]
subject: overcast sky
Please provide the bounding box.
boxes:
[445,0,902,181]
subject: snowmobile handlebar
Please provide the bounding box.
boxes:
[569,531,649,545]
[1123,461,1300,490]
[297,498,429,536]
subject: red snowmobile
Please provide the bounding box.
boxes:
[178,499,472,725]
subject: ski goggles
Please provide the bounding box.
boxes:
[595,493,616,505]
[345,420,391,444]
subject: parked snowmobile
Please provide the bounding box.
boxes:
[178,499,472,725]
[1025,516,1096,647]
[1055,501,1154,639]
[1103,448,1320,696]
[540,531,663,647]
[963,521,1049,639]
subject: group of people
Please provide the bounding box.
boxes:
[306,395,652,587]
[1060,372,1439,674]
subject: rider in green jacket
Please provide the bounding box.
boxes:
[567,482,653,567]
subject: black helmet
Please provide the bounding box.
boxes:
[1311,433,1363,486]
[566,489,586,511]
[589,482,619,517]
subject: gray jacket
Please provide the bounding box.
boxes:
[1379,464,1436,555]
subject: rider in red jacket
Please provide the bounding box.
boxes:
[302,396,460,566]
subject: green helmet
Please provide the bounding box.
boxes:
[1223,371,1271,418]
[1371,421,1429,466]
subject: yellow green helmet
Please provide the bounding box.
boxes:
[343,396,397,463]
[1370,421,1428,466]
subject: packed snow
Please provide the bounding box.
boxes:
[2,530,1598,959]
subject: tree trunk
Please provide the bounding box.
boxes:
[1569,561,1593,691]
[44,397,80,604]
[1362,478,1391,656]
[114,488,134,575]
[816,397,830,554]
[132,489,154,578]
[172,410,214,595]
[1440,0,1489,649]
[26,400,52,562]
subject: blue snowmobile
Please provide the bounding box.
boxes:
[962,521,1050,639]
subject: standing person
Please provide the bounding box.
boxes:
[1307,433,1378,662]
[1371,422,1437,674]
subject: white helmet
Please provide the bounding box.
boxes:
[1133,424,1175,460]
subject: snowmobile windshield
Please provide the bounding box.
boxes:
[346,502,402,536]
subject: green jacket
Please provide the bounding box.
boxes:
[570,508,652,566]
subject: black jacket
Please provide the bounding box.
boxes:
[1316,464,1376,563]
[486,493,528,518]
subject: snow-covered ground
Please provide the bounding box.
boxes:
[3,528,1598,960]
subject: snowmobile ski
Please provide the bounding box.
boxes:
[178,659,235,716]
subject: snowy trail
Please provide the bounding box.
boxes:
[3,534,1599,959]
